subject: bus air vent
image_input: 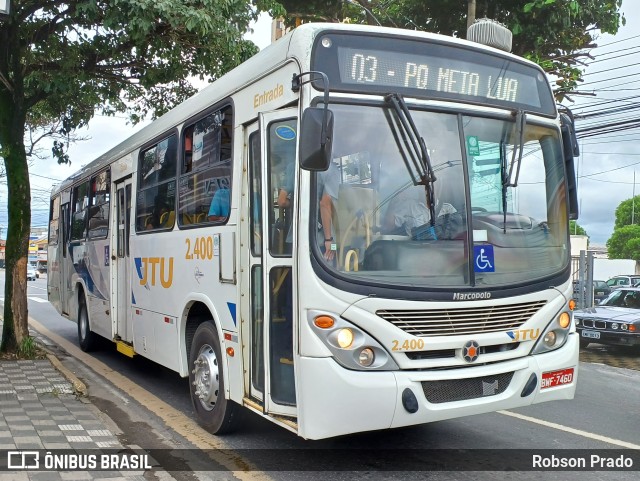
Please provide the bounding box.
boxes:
[377,301,546,337]
[467,18,512,53]
[422,372,514,404]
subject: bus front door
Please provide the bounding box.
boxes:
[244,110,299,420]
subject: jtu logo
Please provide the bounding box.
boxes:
[134,257,174,288]
[507,329,540,342]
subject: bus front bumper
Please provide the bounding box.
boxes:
[296,333,578,440]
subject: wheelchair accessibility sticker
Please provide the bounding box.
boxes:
[474,245,495,272]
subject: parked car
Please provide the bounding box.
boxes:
[606,275,640,290]
[574,287,640,349]
[593,280,611,304]
[26,263,37,281]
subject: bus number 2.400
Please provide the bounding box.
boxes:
[185,236,215,260]
[391,338,425,351]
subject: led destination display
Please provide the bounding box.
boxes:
[312,33,556,116]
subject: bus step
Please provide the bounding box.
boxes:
[116,340,135,358]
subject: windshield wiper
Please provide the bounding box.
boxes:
[384,93,437,227]
[500,109,526,232]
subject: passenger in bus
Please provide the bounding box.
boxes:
[146,200,169,230]
[208,185,230,222]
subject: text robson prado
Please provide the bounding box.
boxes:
[532,454,633,469]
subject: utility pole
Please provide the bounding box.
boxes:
[467,0,477,29]
[633,171,636,225]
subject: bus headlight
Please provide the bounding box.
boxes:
[308,311,398,371]
[543,331,557,347]
[531,308,573,355]
[337,328,354,348]
[358,348,375,367]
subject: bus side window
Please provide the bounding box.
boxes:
[136,133,177,232]
[71,181,89,240]
[88,169,111,239]
[178,105,233,227]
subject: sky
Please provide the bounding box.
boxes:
[3,5,640,246]
[564,3,640,245]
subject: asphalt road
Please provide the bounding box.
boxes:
[2,272,640,480]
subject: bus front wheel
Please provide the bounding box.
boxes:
[78,296,97,352]
[189,321,238,434]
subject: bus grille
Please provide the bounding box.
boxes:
[377,301,546,337]
[421,372,514,404]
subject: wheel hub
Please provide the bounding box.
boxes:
[192,343,219,411]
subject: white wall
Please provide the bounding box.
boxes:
[593,258,638,281]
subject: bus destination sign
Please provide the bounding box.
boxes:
[311,33,556,116]
[340,47,528,103]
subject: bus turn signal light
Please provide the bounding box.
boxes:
[314,316,335,329]
[568,299,576,311]
[559,312,570,329]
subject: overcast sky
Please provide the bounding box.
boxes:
[3,6,639,247]
[566,3,640,245]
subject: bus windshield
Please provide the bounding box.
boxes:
[311,102,569,288]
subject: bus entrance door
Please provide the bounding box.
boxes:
[243,110,299,420]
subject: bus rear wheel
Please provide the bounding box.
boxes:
[78,296,98,352]
[189,321,238,434]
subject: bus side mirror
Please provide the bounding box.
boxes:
[560,113,579,220]
[299,107,334,171]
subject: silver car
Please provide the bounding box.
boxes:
[606,275,640,290]
[574,287,640,349]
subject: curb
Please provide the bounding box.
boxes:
[45,351,88,397]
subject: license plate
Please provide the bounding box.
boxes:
[541,368,574,389]
[581,330,600,339]
[595,291,604,296]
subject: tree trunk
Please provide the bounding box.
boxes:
[0,89,31,353]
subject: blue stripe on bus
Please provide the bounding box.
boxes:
[227,302,236,327]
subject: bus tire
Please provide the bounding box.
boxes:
[189,321,238,434]
[78,296,98,352]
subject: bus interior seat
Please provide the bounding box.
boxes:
[161,211,175,227]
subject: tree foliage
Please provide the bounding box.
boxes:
[276,0,625,101]
[607,224,640,261]
[613,195,640,229]
[0,0,282,352]
[607,195,640,260]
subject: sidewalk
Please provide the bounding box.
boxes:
[0,322,141,480]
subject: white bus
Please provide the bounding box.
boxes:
[48,22,580,440]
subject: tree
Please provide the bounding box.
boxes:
[613,195,640,229]
[607,225,640,261]
[0,0,283,353]
[276,0,625,101]
[569,220,588,237]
